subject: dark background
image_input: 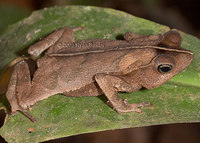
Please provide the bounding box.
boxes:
[0,0,200,143]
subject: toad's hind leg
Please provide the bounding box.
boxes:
[6,60,36,122]
[28,26,83,57]
[46,27,83,54]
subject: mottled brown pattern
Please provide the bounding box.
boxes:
[6,27,193,122]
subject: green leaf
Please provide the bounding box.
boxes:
[0,6,200,143]
[0,5,30,34]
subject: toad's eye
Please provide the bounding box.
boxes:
[158,64,173,73]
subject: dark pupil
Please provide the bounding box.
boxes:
[158,64,172,73]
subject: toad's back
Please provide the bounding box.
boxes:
[30,49,131,100]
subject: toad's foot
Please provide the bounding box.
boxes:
[115,100,152,113]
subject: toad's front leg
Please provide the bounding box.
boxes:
[95,73,151,113]
[6,60,36,122]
